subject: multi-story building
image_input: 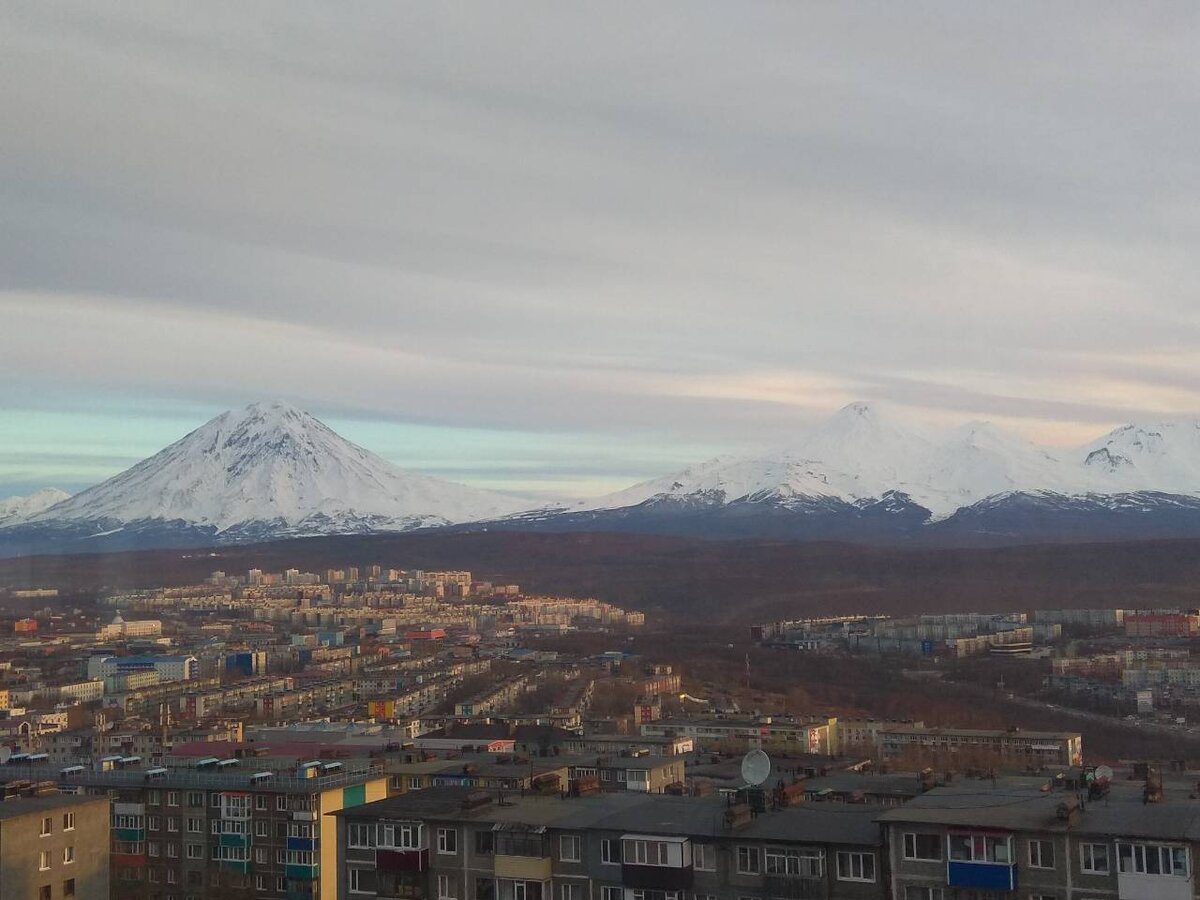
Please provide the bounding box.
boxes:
[96,615,164,641]
[334,785,886,900]
[2,756,387,900]
[0,791,110,900]
[877,727,1082,767]
[640,716,839,754]
[87,655,198,683]
[879,775,1199,900]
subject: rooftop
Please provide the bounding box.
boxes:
[0,793,106,822]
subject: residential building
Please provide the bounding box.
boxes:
[0,791,110,900]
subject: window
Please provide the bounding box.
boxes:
[902,889,943,900]
[148,842,160,857]
[477,878,497,900]
[1117,843,1189,877]
[765,849,823,877]
[255,795,268,811]
[438,828,458,854]
[40,849,52,870]
[63,813,75,831]
[39,886,51,900]
[601,839,619,865]
[187,818,203,834]
[559,885,582,900]
[349,868,371,894]
[63,846,75,865]
[498,883,544,900]
[167,843,179,858]
[255,821,269,838]
[737,846,761,874]
[63,878,76,898]
[904,833,943,861]
[476,830,495,855]
[167,792,179,807]
[255,847,267,863]
[438,875,457,900]
[348,823,377,849]
[949,834,1011,864]
[211,794,221,808]
[255,875,266,892]
[167,818,179,833]
[600,889,622,900]
[1081,843,1110,874]
[694,843,716,871]
[187,844,203,859]
[149,816,161,831]
[626,840,671,866]
[41,817,52,836]
[187,792,203,807]
[409,776,422,790]
[1029,840,1055,869]
[277,796,287,811]
[210,820,220,835]
[560,835,581,862]
[836,852,875,882]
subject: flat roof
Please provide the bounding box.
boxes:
[0,794,106,822]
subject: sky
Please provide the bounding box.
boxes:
[3,2,1200,500]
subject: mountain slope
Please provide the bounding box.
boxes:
[0,489,71,527]
[21,401,536,536]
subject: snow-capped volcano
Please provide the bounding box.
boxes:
[0,488,71,527]
[21,401,535,535]
[577,402,1085,519]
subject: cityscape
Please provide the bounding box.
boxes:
[5,3,1200,900]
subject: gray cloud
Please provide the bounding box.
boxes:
[3,0,1200,479]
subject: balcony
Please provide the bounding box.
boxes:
[377,847,429,872]
[220,833,251,848]
[287,836,320,852]
[113,827,145,842]
[946,861,1017,891]
[763,874,825,899]
[286,863,320,880]
[621,865,694,891]
[221,859,252,874]
[496,854,553,881]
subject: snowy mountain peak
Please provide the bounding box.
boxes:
[0,488,72,527]
[22,402,537,533]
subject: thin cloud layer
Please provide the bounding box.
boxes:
[2,2,1200,496]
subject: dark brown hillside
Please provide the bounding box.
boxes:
[4,531,1200,624]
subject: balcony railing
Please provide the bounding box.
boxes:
[763,874,825,899]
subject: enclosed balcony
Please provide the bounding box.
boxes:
[495,826,552,881]
[621,835,694,891]
[947,832,1016,892]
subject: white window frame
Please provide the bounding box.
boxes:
[1028,839,1055,870]
[693,843,716,871]
[349,868,371,895]
[1117,842,1189,877]
[737,846,761,875]
[437,874,457,900]
[560,835,581,863]
[903,833,943,862]
[1080,842,1110,874]
[438,827,458,855]
[835,851,876,883]
[348,823,377,849]
[601,839,619,865]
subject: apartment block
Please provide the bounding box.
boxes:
[0,792,110,900]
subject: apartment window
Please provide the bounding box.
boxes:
[438,874,457,900]
[40,849,52,870]
[167,792,179,807]
[210,820,220,835]
[41,817,53,836]
[277,796,287,811]
[560,835,581,862]
[63,878,76,898]
[601,838,619,865]
[559,884,582,900]
[349,868,371,894]
[255,795,268,811]
[255,875,266,892]
[477,878,497,900]
[276,850,286,864]
[1117,843,1189,877]
[255,821,269,838]
[39,886,51,900]
[765,848,823,877]
[167,843,179,858]
[737,846,761,874]
[187,844,203,859]
[409,776,422,790]
[148,815,161,831]
[63,813,75,831]
[187,792,203,807]
[625,839,671,866]
[476,830,495,855]
[167,817,179,833]
[600,888,622,900]
[348,823,377,849]
[949,834,1011,864]
[836,852,876,883]
[438,827,458,854]
[63,846,75,865]
[1081,843,1110,874]
[498,882,544,900]
[694,843,716,871]
[904,833,943,861]
[255,848,267,864]
[902,889,943,900]
[211,794,221,808]
[167,868,177,882]
[1029,840,1055,869]
[148,842,160,857]
[187,818,203,834]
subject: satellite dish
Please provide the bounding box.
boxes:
[1095,765,1114,781]
[741,749,771,787]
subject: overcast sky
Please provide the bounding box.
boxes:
[3,2,1200,499]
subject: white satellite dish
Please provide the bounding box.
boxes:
[741,749,771,787]
[1095,765,1114,781]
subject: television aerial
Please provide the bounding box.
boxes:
[741,749,771,787]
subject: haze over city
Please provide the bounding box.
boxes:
[4,3,1200,499]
